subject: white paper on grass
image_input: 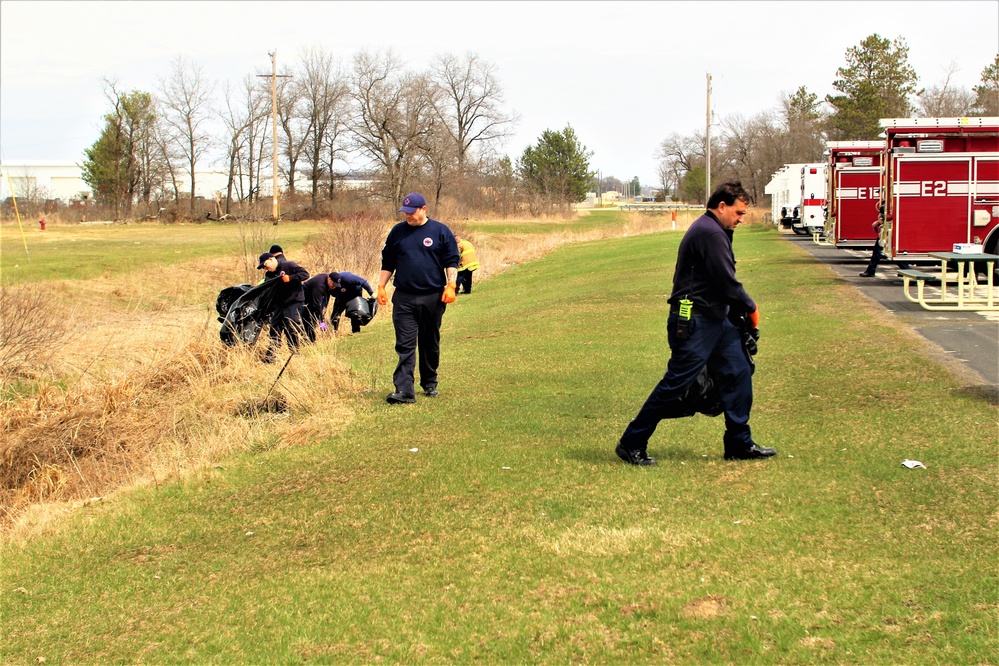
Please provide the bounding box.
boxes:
[901,459,926,469]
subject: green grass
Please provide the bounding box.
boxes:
[2,225,997,663]
[0,220,317,285]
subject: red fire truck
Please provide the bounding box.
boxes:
[880,117,999,261]
[825,140,885,248]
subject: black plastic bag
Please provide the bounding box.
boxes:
[216,280,282,346]
[344,296,378,326]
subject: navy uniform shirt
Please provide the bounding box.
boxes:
[329,271,373,301]
[380,218,459,295]
[302,273,331,313]
[667,211,755,319]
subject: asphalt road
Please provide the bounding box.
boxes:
[782,233,999,400]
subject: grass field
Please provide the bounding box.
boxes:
[1,215,997,664]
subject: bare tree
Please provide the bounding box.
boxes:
[916,62,977,117]
[298,46,350,210]
[429,52,516,179]
[219,75,270,216]
[349,49,437,204]
[655,131,708,203]
[276,72,309,196]
[422,121,460,205]
[242,77,272,206]
[159,57,216,216]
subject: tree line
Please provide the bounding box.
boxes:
[656,36,999,205]
[79,37,999,220]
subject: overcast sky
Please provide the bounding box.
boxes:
[1,0,997,185]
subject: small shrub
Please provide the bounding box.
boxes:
[0,285,70,384]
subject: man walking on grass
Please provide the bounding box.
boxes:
[377,192,459,404]
[616,182,776,465]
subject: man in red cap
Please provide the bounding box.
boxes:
[377,192,459,403]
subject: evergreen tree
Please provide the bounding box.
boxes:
[825,34,919,140]
[81,85,158,219]
[516,125,594,207]
[973,54,999,116]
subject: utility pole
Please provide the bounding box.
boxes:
[258,51,292,223]
[706,72,712,204]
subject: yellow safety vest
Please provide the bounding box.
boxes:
[458,240,480,271]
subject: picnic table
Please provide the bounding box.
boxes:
[898,251,999,311]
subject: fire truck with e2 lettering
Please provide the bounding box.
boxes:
[825,140,885,249]
[880,117,999,262]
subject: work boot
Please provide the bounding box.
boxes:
[386,392,416,404]
[615,442,657,466]
[724,443,777,460]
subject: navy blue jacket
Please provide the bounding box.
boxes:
[263,258,310,307]
[329,271,373,301]
[380,218,459,295]
[667,211,755,319]
[302,273,332,314]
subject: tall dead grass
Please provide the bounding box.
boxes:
[1,256,358,540]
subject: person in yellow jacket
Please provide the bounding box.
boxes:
[455,236,480,294]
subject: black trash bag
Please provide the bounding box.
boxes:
[216,284,253,318]
[216,279,283,346]
[676,365,724,418]
[676,313,760,418]
[731,312,760,375]
[344,296,378,327]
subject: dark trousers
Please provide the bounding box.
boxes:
[456,269,474,294]
[266,302,302,360]
[300,304,323,342]
[391,290,446,395]
[620,313,754,453]
[864,240,910,275]
[330,296,362,333]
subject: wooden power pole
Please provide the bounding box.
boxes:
[258,51,291,223]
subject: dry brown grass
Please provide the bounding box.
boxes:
[1,254,358,540]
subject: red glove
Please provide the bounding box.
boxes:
[441,283,457,304]
[377,285,388,306]
[748,306,760,329]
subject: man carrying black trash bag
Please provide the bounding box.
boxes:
[616,182,776,465]
[327,271,375,335]
[257,251,309,363]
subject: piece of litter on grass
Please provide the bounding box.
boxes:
[409,448,419,453]
[245,531,254,537]
[788,455,794,458]
[901,459,926,469]
[502,466,511,470]
[702,454,708,458]
[733,520,742,524]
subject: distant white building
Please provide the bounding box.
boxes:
[0,161,91,201]
[0,160,376,202]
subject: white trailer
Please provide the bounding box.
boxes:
[797,163,828,235]
[764,163,808,229]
